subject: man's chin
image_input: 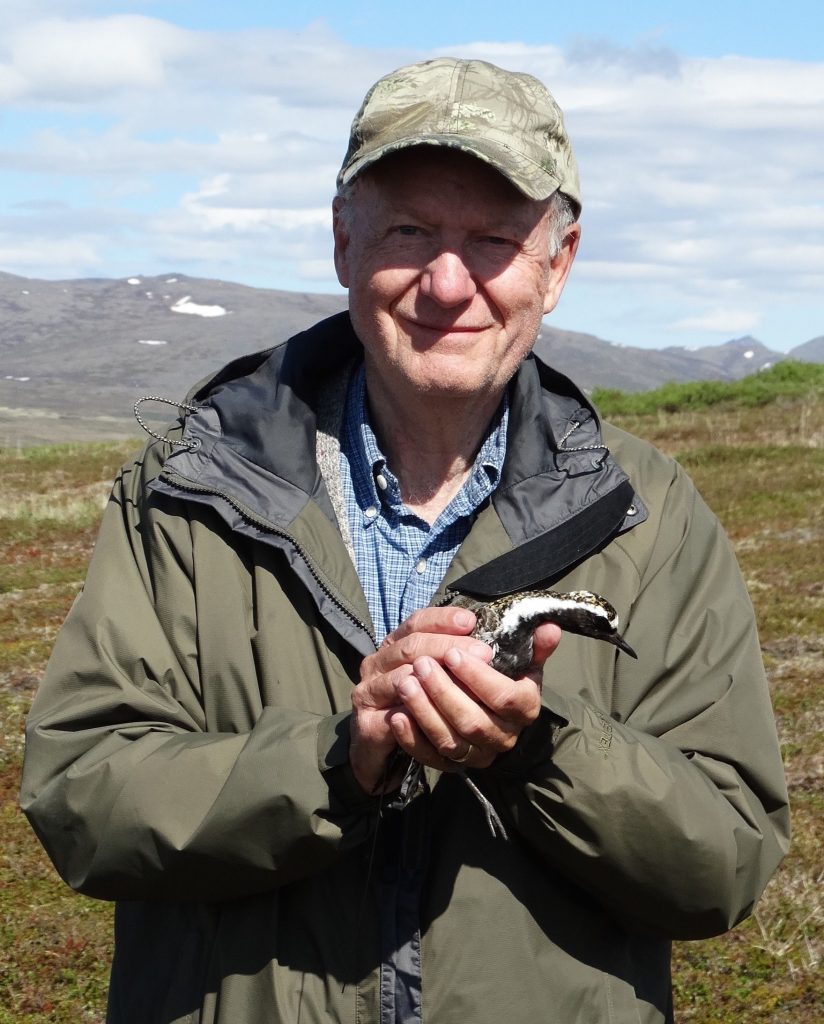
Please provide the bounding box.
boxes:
[412,371,504,402]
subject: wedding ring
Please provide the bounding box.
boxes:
[449,743,474,765]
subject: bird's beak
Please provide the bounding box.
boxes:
[611,634,638,659]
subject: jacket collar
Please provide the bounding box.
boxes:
[156,311,645,597]
[455,353,643,596]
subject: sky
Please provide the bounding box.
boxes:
[1,1,822,352]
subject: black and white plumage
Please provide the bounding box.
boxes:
[450,588,637,678]
[394,588,637,840]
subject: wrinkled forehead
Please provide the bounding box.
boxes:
[345,145,550,211]
[337,147,555,245]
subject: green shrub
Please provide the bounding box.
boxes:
[592,360,824,416]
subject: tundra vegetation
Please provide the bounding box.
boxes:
[1,361,822,1021]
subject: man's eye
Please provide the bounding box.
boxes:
[395,225,422,236]
[483,236,514,246]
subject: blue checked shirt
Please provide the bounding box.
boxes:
[339,363,508,644]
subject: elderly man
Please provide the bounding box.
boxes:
[22,58,788,1024]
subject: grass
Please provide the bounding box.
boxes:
[603,383,824,1024]
[1,383,823,1021]
[0,442,138,1021]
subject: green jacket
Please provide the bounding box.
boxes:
[21,314,789,1024]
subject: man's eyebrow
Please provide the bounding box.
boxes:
[383,202,535,234]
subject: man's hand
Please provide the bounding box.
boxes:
[350,606,482,793]
[349,606,561,793]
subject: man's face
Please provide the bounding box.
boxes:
[333,147,578,405]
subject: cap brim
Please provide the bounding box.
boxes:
[338,134,563,202]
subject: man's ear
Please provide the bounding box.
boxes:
[332,198,350,288]
[543,221,581,315]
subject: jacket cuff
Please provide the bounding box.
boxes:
[317,711,380,811]
[490,690,570,777]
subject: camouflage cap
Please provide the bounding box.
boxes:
[338,57,581,212]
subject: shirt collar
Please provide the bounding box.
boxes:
[342,362,508,520]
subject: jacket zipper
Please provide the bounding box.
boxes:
[159,469,378,647]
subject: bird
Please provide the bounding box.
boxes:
[450,588,637,678]
[393,589,637,839]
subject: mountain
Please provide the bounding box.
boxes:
[1,271,820,446]
[532,331,782,394]
[790,335,824,362]
[1,271,348,445]
[1,270,346,415]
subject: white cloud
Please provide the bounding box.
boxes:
[671,309,762,334]
[575,261,682,283]
[1,15,194,101]
[176,174,331,233]
[0,236,101,274]
[0,64,26,101]
[0,16,821,349]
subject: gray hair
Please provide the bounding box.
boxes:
[546,190,576,258]
[332,178,360,235]
[334,176,577,258]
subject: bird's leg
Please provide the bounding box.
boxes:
[456,769,509,840]
[388,756,508,838]
[387,756,426,810]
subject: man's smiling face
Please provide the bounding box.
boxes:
[333,147,579,406]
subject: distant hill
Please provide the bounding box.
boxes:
[1,270,820,446]
[532,331,785,394]
[790,335,824,362]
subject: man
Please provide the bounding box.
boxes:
[22,58,789,1024]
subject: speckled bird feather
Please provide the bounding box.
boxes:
[450,588,636,678]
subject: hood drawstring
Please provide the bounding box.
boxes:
[133,395,201,451]
[557,416,609,466]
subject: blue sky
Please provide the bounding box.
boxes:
[135,1,824,61]
[1,1,822,351]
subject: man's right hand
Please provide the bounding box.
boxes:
[350,606,487,794]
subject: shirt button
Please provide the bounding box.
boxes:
[375,473,388,491]
[415,559,427,574]
[364,506,378,519]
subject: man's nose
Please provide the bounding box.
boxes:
[419,250,477,307]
